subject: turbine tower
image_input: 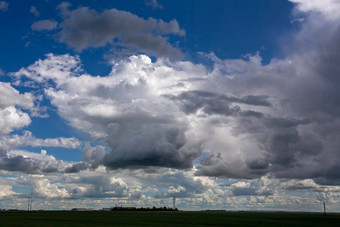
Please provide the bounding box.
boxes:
[323,200,326,216]
[27,197,33,211]
[173,196,176,209]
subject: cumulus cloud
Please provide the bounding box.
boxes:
[0,107,31,135]
[16,176,69,198]
[0,1,8,11]
[1,167,339,210]
[65,145,105,173]
[289,0,340,20]
[151,172,210,198]
[0,129,84,174]
[57,4,184,58]
[66,174,129,198]
[0,149,66,174]
[0,82,34,135]
[11,0,340,188]
[194,44,340,182]
[0,131,81,150]
[33,179,69,198]
[0,82,34,109]
[13,53,81,85]
[31,19,58,31]
[0,145,103,177]
[16,54,203,170]
[13,37,340,184]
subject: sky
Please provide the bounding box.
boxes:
[0,0,340,212]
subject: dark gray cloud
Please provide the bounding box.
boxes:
[0,149,61,174]
[82,145,105,169]
[240,110,264,118]
[64,162,88,173]
[196,110,318,179]
[246,159,269,170]
[197,153,262,179]
[103,125,197,170]
[193,13,340,184]
[65,145,105,173]
[57,4,184,58]
[270,24,340,183]
[237,95,272,107]
[232,187,258,196]
[170,90,271,116]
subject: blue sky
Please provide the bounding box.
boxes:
[1,0,340,212]
[0,0,293,73]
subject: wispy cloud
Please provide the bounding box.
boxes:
[145,0,163,10]
[30,6,40,17]
[31,19,58,31]
[0,1,8,12]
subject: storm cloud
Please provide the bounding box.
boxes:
[9,0,340,190]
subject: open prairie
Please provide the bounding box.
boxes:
[1,211,340,226]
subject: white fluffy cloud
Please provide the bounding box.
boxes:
[0,107,31,135]
[0,185,15,198]
[0,82,34,135]
[0,82,33,109]
[13,53,81,87]
[22,176,69,198]
[289,0,340,20]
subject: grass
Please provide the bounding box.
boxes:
[0,211,339,226]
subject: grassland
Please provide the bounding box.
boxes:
[0,211,339,226]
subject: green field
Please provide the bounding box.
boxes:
[0,211,339,226]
